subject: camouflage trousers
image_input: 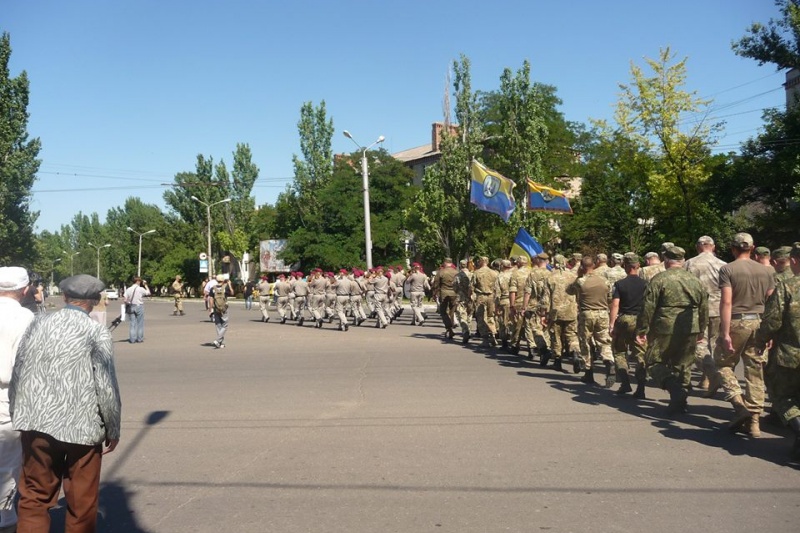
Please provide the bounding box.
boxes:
[454,299,472,336]
[645,332,696,389]
[769,364,800,424]
[695,315,720,375]
[713,318,766,413]
[524,309,550,353]
[612,314,645,372]
[509,305,526,348]
[550,318,579,358]
[496,301,511,342]
[577,310,613,367]
[474,294,497,337]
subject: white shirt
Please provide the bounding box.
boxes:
[0,297,34,421]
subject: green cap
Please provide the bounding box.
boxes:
[773,246,792,259]
[663,246,686,260]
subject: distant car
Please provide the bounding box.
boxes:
[104,289,119,300]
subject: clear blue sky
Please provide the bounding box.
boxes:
[3,0,784,233]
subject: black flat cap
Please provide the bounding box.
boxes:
[59,274,105,300]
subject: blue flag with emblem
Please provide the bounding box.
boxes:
[470,160,516,222]
[509,227,543,263]
[527,180,573,214]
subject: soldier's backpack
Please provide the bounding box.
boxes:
[212,284,228,314]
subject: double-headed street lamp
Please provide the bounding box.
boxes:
[191,196,231,276]
[63,250,80,276]
[87,242,111,279]
[50,257,61,287]
[127,227,156,278]
[343,130,385,270]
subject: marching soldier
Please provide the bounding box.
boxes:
[472,256,498,348]
[257,275,272,323]
[454,259,474,344]
[432,258,458,339]
[508,255,532,354]
[405,263,430,326]
[609,253,648,397]
[542,255,578,372]
[495,260,513,349]
[523,253,552,363]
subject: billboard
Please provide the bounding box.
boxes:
[259,239,289,272]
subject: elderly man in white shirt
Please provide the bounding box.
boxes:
[0,267,35,532]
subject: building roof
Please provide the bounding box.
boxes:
[392,144,440,163]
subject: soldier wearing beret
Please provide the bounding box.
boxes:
[636,247,708,415]
[10,274,121,531]
[756,243,800,458]
[405,263,430,326]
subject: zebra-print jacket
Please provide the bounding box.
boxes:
[10,305,121,445]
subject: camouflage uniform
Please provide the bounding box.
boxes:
[454,265,474,341]
[639,262,665,283]
[683,249,726,381]
[755,263,800,456]
[523,264,551,357]
[495,263,513,345]
[636,259,708,408]
[472,262,498,344]
[566,271,613,369]
[543,260,579,362]
[432,262,458,336]
[508,258,532,352]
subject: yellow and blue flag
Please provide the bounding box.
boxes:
[470,160,516,222]
[527,180,572,214]
[509,227,543,263]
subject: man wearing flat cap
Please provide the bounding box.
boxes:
[10,274,121,531]
[636,247,707,415]
[0,267,35,531]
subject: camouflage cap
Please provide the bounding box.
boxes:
[552,254,566,266]
[459,259,468,268]
[623,252,640,266]
[792,242,800,259]
[501,259,512,268]
[697,235,715,246]
[517,255,529,265]
[611,253,624,262]
[644,252,659,260]
[660,242,675,253]
[443,257,453,264]
[596,253,607,262]
[663,246,686,260]
[537,252,549,260]
[773,246,792,259]
[509,255,519,264]
[732,232,754,249]
[571,253,582,260]
[755,246,770,256]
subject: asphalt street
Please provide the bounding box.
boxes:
[62,298,799,532]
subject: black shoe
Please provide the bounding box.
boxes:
[580,369,597,385]
[789,417,800,459]
[418,321,425,327]
[633,384,647,399]
[508,344,520,355]
[552,358,563,372]
[357,318,365,326]
[265,317,269,323]
[616,371,633,395]
[526,347,534,360]
[298,317,304,326]
[328,316,333,323]
[446,329,455,340]
[501,340,509,350]
[665,379,688,415]
[539,349,551,368]
[344,323,349,331]
[281,317,286,324]
[572,352,582,374]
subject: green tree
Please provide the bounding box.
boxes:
[0,32,41,264]
[732,0,800,69]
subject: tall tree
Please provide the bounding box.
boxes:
[732,0,800,69]
[0,32,41,264]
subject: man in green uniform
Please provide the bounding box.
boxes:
[523,253,552,364]
[636,246,708,416]
[508,256,532,355]
[542,254,578,372]
[609,253,648,397]
[472,256,498,348]
[454,260,474,344]
[755,242,800,458]
[772,246,793,283]
[495,260,513,350]
[432,258,458,340]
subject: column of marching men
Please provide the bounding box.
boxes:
[246,233,800,460]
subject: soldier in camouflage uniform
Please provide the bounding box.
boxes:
[472,256,498,347]
[639,242,674,283]
[508,256,532,354]
[594,253,610,278]
[567,256,615,386]
[453,260,474,344]
[432,258,458,339]
[494,259,513,349]
[604,253,627,287]
[542,254,578,372]
[755,242,800,458]
[773,247,793,283]
[636,247,708,416]
[523,253,552,363]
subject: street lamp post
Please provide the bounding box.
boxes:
[87,242,111,279]
[343,130,385,270]
[63,250,80,276]
[50,257,61,287]
[127,228,156,278]
[191,196,231,276]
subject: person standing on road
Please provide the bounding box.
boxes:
[10,274,121,532]
[472,256,499,348]
[243,279,255,312]
[272,274,292,324]
[755,242,800,459]
[0,267,35,532]
[123,276,150,343]
[636,247,708,416]
[432,258,458,340]
[712,232,775,438]
[171,275,185,316]
[210,275,234,349]
[609,253,648,397]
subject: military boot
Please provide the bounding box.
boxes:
[604,361,616,388]
[789,417,800,459]
[749,414,761,438]
[665,377,688,416]
[580,369,596,385]
[728,395,754,433]
[615,370,632,395]
[552,358,563,372]
[571,350,582,374]
[539,348,551,368]
[633,366,647,399]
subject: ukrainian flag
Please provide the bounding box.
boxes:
[527,180,572,214]
[470,160,516,222]
[509,227,543,263]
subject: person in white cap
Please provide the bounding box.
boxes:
[0,267,35,532]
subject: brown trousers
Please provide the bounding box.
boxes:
[17,431,102,533]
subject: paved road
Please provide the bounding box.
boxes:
[73,299,798,532]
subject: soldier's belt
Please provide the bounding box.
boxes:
[731,313,760,320]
